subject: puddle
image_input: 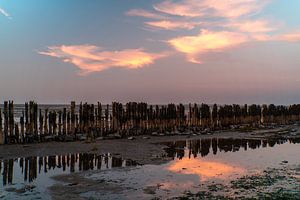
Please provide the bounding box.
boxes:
[0,137,299,199]
[0,153,137,199]
[87,137,300,199]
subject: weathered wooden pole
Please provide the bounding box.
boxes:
[39,109,44,138]
[0,108,3,144]
[71,101,76,135]
[53,111,57,135]
[20,112,25,143]
[105,105,109,135]
[29,102,33,135]
[25,103,29,136]
[67,111,70,135]
[33,102,38,138]
[44,109,48,135]
[63,108,67,135]
[97,102,102,136]
[58,111,62,135]
[48,111,53,136]
[75,114,79,135]
[79,102,83,133]
[4,101,8,144]
[8,101,14,139]
[15,123,19,143]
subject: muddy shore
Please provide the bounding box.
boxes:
[1,125,299,200]
[46,125,300,200]
[0,125,298,164]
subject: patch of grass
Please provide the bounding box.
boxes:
[231,174,281,190]
[207,183,225,192]
[171,166,300,200]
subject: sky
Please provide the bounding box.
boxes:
[1,0,300,104]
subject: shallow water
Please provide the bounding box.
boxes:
[87,137,300,199]
[0,153,136,199]
[0,137,299,199]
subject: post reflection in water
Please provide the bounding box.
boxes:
[0,153,137,186]
[163,137,300,180]
[163,137,300,160]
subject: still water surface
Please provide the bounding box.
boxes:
[0,137,299,199]
[88,137,300,199]
[0,153,136,199]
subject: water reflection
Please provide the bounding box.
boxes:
[162,137,300,181]
[168,157,245,181]
[63,137,300,199]
[0,153,137,186]
[162,137,300,160]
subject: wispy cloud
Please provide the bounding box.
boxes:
[225,20,276,33]
[279,31,300,42]
[126,9,165,19]
[0,7,10,18]
[39,45,166,75]
[145,20,200,30]
[127,0,300,64]
[168,30,248,63]
[153,0,270,18]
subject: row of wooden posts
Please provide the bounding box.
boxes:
[0,101,300,144]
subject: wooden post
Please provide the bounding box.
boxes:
[8,101,14,139]
[44,109,48,135]
[97,102,102,136]
[25,103,29,136]
[0,108,3,144]
[4,101,8,144]
[48,111,53,136]
[71,101,75,135]
[105,105,109,135]
[20,112,25,143]
[29,102,33,135]
[67,111,70,135]
[39,109,44,138]
[15,123,19,143]
[34,102,38,138]
[63,108,66,135]
[53,111,57,136]
[79,103,83,133]
[58,111,62,135]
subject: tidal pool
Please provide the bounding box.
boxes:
[0,153,137,199]
[0,137,299,200]
[86,137,300,199]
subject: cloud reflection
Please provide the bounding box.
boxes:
[168,157,245,181]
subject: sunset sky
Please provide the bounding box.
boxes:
[1,0,300,104]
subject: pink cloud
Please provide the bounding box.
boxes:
[279,31,300,42]
[39,45,166,75]
[126,0,300,65]
[145,20,199,30]
[154,0,205,17]
[225,20,276,33]
[168,30,248,63]
[154,0,270,18]
[126,9,165,19]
